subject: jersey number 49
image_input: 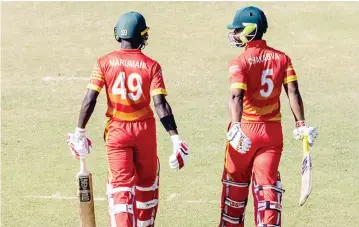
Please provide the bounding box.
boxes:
[112,72,143,101]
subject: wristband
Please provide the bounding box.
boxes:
[160,115,177,132]
[75,127,86,136]
[230,122,241,127]
[76,127,86,133]
[171,135,181,143]
[296,121,305,128]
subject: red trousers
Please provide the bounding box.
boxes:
[105,118,159,227]
[220,122,284,227]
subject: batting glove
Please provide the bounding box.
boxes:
[169,135,189,169]
[227,122,251,153]
[66,127,92,160]
[293,121,318,146]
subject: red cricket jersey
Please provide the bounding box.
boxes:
[229,40,297,122]
[87,49,167,121]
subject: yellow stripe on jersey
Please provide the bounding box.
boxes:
[244,102,279,115]
[150,88,167,97]
[112,107,151,121]
[231,83,247,90]
[87,83,102,92]
[268,112,282,121]
[242,115,258,121]
[90,76,104,82]
[91,72,104,79]
[286,67,294,71]
[283,75,297,84]
[242,113,282,121]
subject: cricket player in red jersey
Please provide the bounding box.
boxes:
[67,12,189,227]
[219,6,318,227]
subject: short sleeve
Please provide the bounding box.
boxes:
[150,62,167,96]
[229,59,247,90]
[283,57,298,84]
[87,60,105,93]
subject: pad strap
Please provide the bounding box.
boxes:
[110,204,134,215]
[254,185,285,194]
[222,213,243,224]
[222,179,249,188]
[136,177,159,191]
[107,185,135,196]
[225,197,247,209]
[137,218,154,227]
[136,199,158,209]
[258,200,282,212]
[258,224,280,227]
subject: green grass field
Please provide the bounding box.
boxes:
[2,2,359,227]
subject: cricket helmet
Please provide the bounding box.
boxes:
[227,6,268,47]
[114,11,149,45]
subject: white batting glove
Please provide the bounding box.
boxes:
[293,121,318,146]
[66,128,92,160]
[169,135,189,169]
[227,122,251,153]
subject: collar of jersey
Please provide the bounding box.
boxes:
[245,40,267,49]
[118,48,142,53]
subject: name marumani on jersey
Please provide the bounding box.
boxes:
[109,59,147,69]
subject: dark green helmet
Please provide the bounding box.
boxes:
[227,6,268,47]
[114,11,149,41]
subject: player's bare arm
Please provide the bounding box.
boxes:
[229,88,245,123]
[153,94,178,136]
[227,87,251,153]
[284,81,318,146]
[78,89,100,129]
[66,89,97,160]
[283,81,305,122]
[153,94,189,169]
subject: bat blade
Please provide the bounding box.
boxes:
[77,160,96,227]
[299,137,312,206]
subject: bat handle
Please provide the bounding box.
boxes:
[303,136,309,153]
[78,158,89,176]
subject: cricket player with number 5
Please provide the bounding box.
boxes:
[220,6,318,227]
[67,12,189,227]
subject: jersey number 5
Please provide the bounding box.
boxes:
[112,72,143,101]
[260,69,274,97]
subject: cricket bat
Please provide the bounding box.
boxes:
[299,136,312,206]
[77,158,96,227]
